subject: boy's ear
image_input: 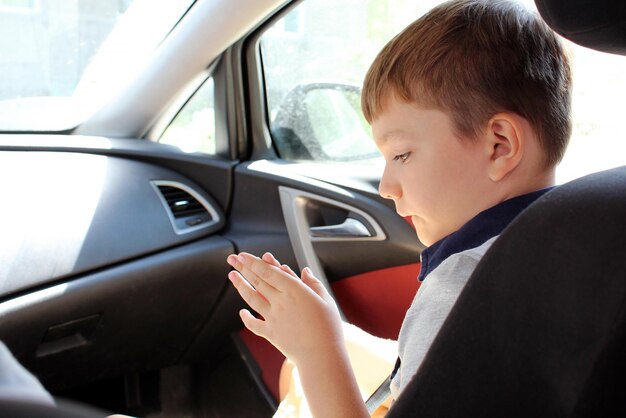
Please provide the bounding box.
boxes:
[485,113,525,182]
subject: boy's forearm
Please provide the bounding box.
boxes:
[296,344,370,418]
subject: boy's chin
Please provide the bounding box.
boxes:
[417,234,437,247]
[413,220,448,247]
[412,220,433,247]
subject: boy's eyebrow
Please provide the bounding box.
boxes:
[380,130,411,144]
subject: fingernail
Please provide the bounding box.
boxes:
[226,255,237,266]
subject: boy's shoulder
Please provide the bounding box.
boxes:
[421,236,497,293]
[419,187,554,282]
[438,235,498,274]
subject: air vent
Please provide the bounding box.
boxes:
[158,185,205,218]
[151,181,220,234]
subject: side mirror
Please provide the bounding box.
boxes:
[271,82,379,161]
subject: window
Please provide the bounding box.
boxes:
[260,0,625,182]
[159,77,217,155]
[0,0,38,13]
[556,45,626,183]
[265,6,303,37]
[0,0,194,131]
[260,0,444,162]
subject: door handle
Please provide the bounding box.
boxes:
[309,218,372,238]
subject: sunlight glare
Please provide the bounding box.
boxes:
[0,153,108,292]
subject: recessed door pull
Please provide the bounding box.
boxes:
[309,218,372,238]
[36,314,101,357]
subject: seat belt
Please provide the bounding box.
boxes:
[365,373,393,414]
[365,357,400,414]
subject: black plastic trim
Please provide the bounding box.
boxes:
[0,236,233,391]
[0,148,227,298]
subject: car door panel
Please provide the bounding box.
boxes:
[225,160,421,277]
[332,263,421,340]
[217,159,423,403]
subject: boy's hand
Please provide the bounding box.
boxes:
[226,252,344,366]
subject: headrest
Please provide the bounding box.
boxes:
[535,0,626,55]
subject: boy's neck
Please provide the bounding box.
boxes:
[497,167,555,204]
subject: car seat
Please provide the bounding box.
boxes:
[386,0,626,416]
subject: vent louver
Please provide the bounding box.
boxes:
[158,185,206,218]
[152,181,219,234]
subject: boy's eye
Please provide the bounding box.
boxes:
[393,152,411,163]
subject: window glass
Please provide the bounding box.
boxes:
[556,46,626,183]
[305,87,377,159]
[260,0,443,162]
[0,0,193,131]
[159,77,216,155]
[0,0,36,12]
[260,0,626,183]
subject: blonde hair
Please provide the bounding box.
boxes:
[362,0,571,167]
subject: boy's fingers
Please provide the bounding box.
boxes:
[227,254,281,297]
[239,309,267,338]
[280,264,298,278]
[228,271,270,314]
[238,253,294,290]
[301,267,329,299]
[262,252,281,267]
[262,252,297,277]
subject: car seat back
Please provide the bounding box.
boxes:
[386,166,626,417]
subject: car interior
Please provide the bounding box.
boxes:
[0,0,624,417]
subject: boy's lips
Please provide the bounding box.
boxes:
[396,209,413,218]
[395,207,410,217]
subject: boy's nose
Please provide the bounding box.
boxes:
[378,170,401,200]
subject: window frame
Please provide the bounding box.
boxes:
[234,0,388,195]
[242,0,306,161]
[145,58,234,159]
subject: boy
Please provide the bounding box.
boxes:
[227,0,571,416]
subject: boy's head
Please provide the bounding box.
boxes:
[363,0,571,168]
[362,0,572,245]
